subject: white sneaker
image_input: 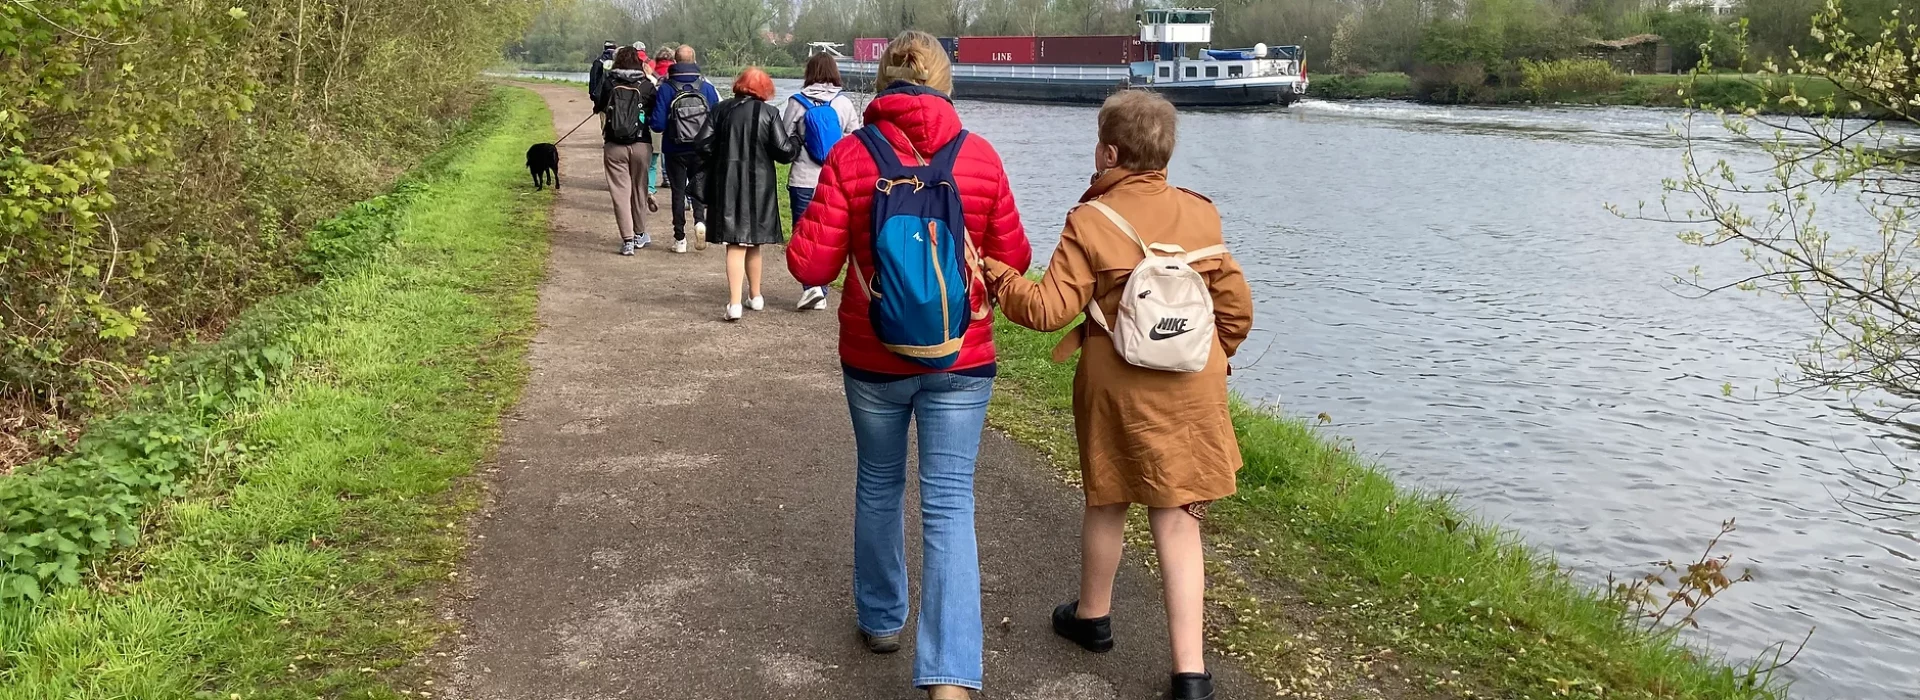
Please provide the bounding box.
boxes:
[748,296,765,312]
[694,222,709,251]
[725,304,743,321]
[796,287,826,310]
[672,239,688,254]
[810,297,830,311]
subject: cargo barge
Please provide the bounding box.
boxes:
[816,8,1307,108]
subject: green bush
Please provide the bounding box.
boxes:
[1,0,537,437]
[1520,58,1626,101]
[1412,62,1494,103]
[0,171,437,599]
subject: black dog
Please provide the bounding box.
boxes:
[526,143,559,191]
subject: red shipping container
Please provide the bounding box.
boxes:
[957,36,1037,64]
[853,38,889,62]
[1036,35,1147,65]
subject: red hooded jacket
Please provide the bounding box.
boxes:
[788,85,1032,376]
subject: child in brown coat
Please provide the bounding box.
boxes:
[983,91,1253,700]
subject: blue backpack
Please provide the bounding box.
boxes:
[797,94,845,163]
[850,125,983,369]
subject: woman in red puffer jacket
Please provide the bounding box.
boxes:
[786,30,1029,700]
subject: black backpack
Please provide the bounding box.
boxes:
[606,82,649,143]
[668,81,710,144]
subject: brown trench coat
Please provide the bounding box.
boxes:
[984,169,1254,508]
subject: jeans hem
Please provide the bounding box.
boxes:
[858,623,906,637]
[913,677,983,691]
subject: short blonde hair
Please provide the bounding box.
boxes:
[876,30,953,94]
[1097,91,1178,171]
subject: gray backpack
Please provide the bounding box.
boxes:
[668,82,710,144]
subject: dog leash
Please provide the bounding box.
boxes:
[555,112,596,144]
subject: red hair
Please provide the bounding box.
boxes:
[732,67,774,101]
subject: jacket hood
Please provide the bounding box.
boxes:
[609,68,650,84]
[862,83,961,157]
[798,83,845,101]
[667,62,703,81]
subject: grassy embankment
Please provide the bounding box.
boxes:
[987,320,1790,700]
[1310,70,1844,112]
[0,86,551,698]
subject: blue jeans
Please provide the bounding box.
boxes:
[845,372,993,690]
[790,186,828,300]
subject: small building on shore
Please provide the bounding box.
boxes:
[1580,34,1673,74]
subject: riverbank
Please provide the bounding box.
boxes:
[0,87,550,697]
[1309,71,1847,114]
[986,318,1790,700]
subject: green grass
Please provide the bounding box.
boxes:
[0,86,551,698]
[986,318,1791,700]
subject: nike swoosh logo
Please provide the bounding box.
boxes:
[1148,327,1195,341]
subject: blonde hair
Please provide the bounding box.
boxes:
[876,30,953,94]
[1097,91,1178,171]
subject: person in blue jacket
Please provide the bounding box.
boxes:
[588,41,617,104]
[649,44,721,253]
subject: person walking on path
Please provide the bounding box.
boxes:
[981,91,1253,700]
[587,40,616,104]
[697,68,797,320]
[786,30,1031,700]
[652,46,676,82]
[650,44,721,254]
[594,47,660,256]
[782,52,859,311]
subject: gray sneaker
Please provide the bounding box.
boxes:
[619,239,636,256]
[635,233,653,249]
[796,286,827,310]
[860,629,901,654]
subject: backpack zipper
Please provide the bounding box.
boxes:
[928,221,952,342]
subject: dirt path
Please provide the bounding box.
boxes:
[442,81,1261,700]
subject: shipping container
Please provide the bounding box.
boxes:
[853,37,889,62]
[956,35,1037,64]
[938,36,960,62]
[1036,35,1149,65]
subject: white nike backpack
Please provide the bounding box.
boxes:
[1082,200,1229,373]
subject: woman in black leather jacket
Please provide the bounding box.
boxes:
[697,67,798,321]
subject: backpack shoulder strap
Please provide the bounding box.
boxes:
[1182,244,1229,262]
[1082,200,1150,256]
[928,130,969,175]
[854,125,906,175]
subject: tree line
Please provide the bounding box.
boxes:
[509,0,1917,74]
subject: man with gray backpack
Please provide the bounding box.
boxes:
[649,45,721,254]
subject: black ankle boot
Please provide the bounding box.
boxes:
[1049,601,1114,653]
[1171,672,1214,700]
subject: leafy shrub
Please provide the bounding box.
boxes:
[0,142,435,598]
[1520,58,1626,101]
[0,0,537,435]
[298,183,427,277]
[1412,62,1494,103]
[0,335,291,599]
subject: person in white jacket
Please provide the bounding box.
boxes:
[782,52,861,311]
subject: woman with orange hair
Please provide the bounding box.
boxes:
[697,67,798,320]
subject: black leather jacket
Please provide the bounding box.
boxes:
[697,97,798,245]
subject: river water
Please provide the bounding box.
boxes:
[525,71,1918,699]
